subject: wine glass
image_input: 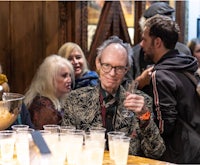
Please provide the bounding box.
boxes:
[121,80,138,118]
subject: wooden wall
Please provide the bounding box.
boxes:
[0,1,187,94]
[0,2,59,94]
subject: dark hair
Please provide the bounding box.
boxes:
[143,2,175,19]
[144,15,180,49]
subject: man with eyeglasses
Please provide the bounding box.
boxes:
[62,36,165,159]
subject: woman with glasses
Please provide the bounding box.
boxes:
[58,42,99,89]
[62,36,165,159]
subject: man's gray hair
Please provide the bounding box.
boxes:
[96,36,133,68]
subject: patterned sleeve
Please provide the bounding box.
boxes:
[138,119,166,159]
[61,99,74,126]
[134,89,165,158]
[61,86,101,130]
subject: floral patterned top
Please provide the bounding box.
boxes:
[62,85,165,159]
[29,96,63,130]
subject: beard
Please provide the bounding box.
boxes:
[144,53,153,63]
[141,48,154,64]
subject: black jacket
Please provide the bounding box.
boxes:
[133,42,192,78]
[151,50,200,163]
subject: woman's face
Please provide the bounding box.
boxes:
[194,43,200,64]
[67,49,84,79]
[55,65,72,98]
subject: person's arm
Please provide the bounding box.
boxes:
[152,70,178,135]
[137,117,166,159]
[129,93,166,159]
[123,84,165,158]
[135,66,154,90]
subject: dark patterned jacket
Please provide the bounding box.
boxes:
[29,96,63,130]
[62,85,165,159]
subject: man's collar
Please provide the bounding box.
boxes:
[99,84,119,100]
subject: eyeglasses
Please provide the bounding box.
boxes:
[100,62,128,74]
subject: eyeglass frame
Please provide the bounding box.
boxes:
[99,61,128,74]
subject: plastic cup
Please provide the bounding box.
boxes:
[11,124,29,131]
[0,130,16,162]
[59,125,76,133]
[43,124,60,133]
[89,126,106,140]
[113,136,131,165]
[65,129,84,165]
[16,128,35,141]
[107,131,125,160]
[15,131,30,165]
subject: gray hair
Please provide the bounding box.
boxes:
[96,36,133,68]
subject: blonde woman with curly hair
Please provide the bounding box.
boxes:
[24,55,74,130]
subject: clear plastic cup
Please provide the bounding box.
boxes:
[11,124,29,131]
[59,125,76,133]
[107,131,125,160]
[65,129,84,165]
[89,126,106,140]
[43,124,60,133]
[113,136,131,165]
[0,130,16,162]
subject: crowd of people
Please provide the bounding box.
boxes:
[1,2,200,164]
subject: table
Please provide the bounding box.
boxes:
[0,141,175,165]
[103,151,175,165]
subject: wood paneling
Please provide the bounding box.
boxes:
[0,2,10,80]
[10,2,43,93]
[175,1,187,44]
[134,1,145,45]
[0,2,60,94]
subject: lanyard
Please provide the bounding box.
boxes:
[99,92,106,127]
[99,90,118,130]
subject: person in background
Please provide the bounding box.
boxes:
[129,2,192,93]
[24,55,74,130]
[58,42,99,89]
[62,36,165,159]
[188,38,200,74]
[0,64,34,129]
[140,14,200,163]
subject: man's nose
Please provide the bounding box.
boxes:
[109,67,116,75]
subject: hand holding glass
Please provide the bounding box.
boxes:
[122,80,138,117]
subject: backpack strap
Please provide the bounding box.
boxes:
[183,71,200,97]
[183,71,198,85]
